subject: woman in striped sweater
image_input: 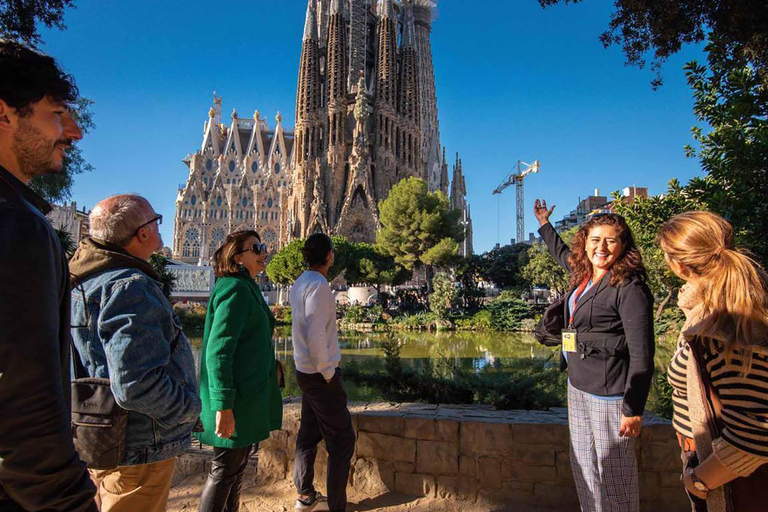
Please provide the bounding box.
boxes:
[659,211,768,511]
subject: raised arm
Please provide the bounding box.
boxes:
[534,199,571,271]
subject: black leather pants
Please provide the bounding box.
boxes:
[198,444,255,512]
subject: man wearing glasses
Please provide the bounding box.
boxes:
[68,194,201,512]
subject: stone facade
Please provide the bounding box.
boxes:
[47,201,90,243]
[173,1,473,262]
[178,402,690,511]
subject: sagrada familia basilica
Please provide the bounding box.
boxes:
[172,0,472,265]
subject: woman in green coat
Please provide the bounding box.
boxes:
[196,230,282,512]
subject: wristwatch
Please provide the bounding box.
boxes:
[689,469,711,495]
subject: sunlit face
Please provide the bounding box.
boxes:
[585,225,624,272]
[235,235,267,277]
[10,97,82,178]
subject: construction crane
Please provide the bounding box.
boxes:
[492,160,541,245]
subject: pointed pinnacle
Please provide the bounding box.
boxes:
[303,0,319,41]
[377,0,395,20]
[401,1,415,48]
[330,0,344,16]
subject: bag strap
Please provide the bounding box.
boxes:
[689,337,726,431]
[70,283,90,380]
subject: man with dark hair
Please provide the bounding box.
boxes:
[290,233,355,512]
[0,41,97,511]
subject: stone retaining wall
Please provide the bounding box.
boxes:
[178,401,689,511]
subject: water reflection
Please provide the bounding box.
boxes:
[188,328,557,401]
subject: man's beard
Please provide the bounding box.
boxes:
[11,119,68,180]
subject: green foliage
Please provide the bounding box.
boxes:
[683,43,768,267]
[149,253,176,301]
[342,305,383,324]
[0,0,76,47]
[270,305,292,325]
[345,242,412,292]
[480,243,531,289]
[646,371,675,420]
[389,311,438,329]
[538,0,768,89]
[485,294,534,332]
[429,272,458,320]
[266,236,361,285]
[520,227,576,295]
[55,227,76,260]
[376,177,464,272]
[30,98,95,203]
[456,309,493,331]
[174,302,206,334]
[453,254,486,313]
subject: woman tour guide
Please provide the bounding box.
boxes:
[196,230,283,512]
[534,199,655,512]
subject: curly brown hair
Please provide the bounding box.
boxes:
[567,214,646,288]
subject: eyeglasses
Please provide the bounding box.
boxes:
[133,214,163,237]
[236,243,268,255]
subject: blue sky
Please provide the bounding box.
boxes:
[40,0,706,254]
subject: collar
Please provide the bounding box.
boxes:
[0,164,53,215]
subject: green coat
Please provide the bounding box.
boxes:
[195,272,283,448]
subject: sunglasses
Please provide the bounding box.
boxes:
[133,214,162,237]
[236,243,268,255]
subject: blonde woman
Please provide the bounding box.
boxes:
[659,211,768,511]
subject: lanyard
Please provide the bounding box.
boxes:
[568,277,592,326]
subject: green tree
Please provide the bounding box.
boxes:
[345,243,411,300]
[683,42,768,267]
[520,227,577,296]
[376,177,464,290]
[480,243,531,289]
[611,181,702,319]
[149,253,176,301]
[429,272,458,320]
[454,254,486,313]
[265,235,357,285]
[0,0,76,46]
[538,0,768,88]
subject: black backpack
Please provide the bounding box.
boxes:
[534,295,566,347]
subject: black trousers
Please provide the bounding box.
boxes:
[198,444,255,512]
[293,369,356,512]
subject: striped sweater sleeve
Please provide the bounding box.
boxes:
[707,344,768,475]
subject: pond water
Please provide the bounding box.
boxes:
[187,327,557,401]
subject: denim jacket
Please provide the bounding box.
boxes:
[70,239,201,466]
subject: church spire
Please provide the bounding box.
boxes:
[330,0,343,15]
[377,0,395,20]
[303,0,319,41]
[397,0,420,176]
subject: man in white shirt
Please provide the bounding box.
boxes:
[290,234,355,512]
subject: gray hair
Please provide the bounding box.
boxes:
[89,194,153,246]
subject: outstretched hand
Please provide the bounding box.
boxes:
[534,199,555,226]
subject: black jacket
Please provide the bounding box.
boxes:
[0,165,96,511]
[539,223,655,417]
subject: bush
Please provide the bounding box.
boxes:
[174,302,206,333]
[456,309,493,330]
[270,305,292,325]
[389,311,439,329]
[647,370,675,420]
[486,296,534,331]
[343,305,383,325]
[429,272,458,320]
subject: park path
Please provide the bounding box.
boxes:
[166,473,541,512]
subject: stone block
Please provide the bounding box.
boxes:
[416,440,458,475]
[356,432,415,463]
[477,457,502,490]
[511,423,569,449]
[555,450,575,485]
[638,471,660,494]
[510,444,556,466]
[403,417,459,443]
[533,483,580,509]
[394,461,415,473]
[641,423,676,445]
[459,455,477,477]
[255,448,288,482]
[640,444,680,472]
[456,477,479,502]
[351,457,394,495]
[435,475,459,500]
[460,421,512,456]
[358,413,405,436]
[394,472,436,497]
[502,460,557,483]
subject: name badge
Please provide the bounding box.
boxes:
[562,330,577,353]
